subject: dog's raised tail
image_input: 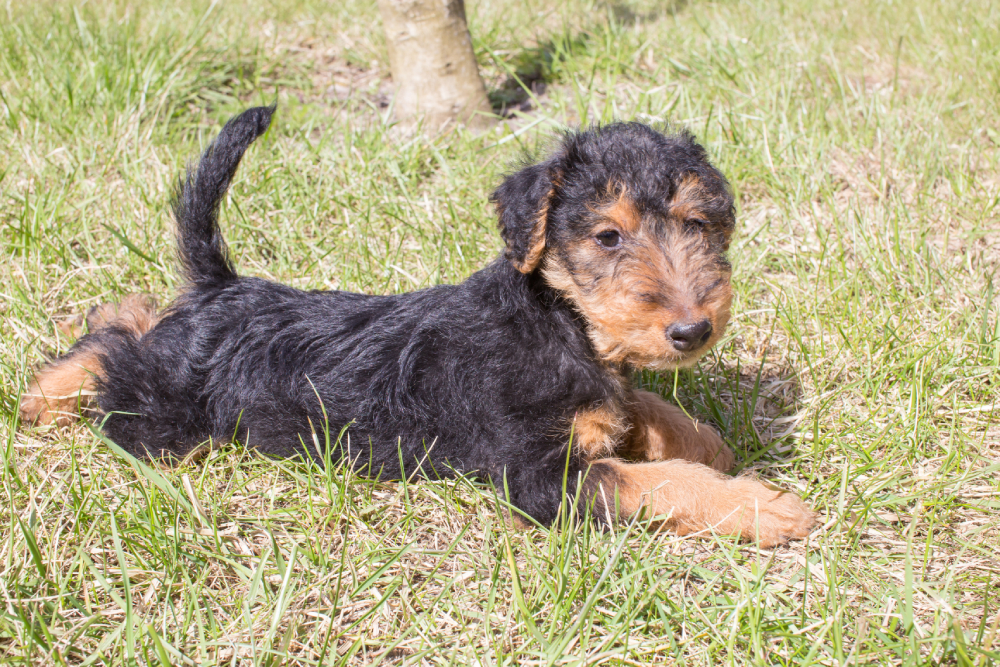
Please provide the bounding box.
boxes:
[172,105,275,285]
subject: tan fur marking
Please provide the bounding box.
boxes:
[513,190,553,274]
[623,390,735,471]
[88,293,160,337]
[598,190,642,234]
[543,220,732,370]
[698,279,732,352]
[571,404,629,461]
[56,317,85,340]
[670,174,708,222]
[54,294,160,341]
[20,349,104,426]
[20,294,160,427]
[590,459,816,547]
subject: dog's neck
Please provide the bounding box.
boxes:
[479,256,632,388]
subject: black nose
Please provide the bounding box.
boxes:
[667,319,713,351]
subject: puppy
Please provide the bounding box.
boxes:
[21,106,815,546]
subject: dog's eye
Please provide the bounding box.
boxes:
[595,230,621,248]
[688,217,710,226]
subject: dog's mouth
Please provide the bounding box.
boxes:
[580,307,729,371]
[631,347,708,372]
[623,309,729,371]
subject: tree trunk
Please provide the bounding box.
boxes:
[377,0,493,132]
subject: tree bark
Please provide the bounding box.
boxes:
[377,0,493,131]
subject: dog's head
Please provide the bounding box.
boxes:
[492,123,735,370]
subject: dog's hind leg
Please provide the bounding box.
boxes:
[84,294,160,337]
[20,341,106,427]
[20,294,160,427]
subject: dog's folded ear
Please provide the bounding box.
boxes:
[491,161,560,274]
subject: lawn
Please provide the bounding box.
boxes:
[1,0,998,664]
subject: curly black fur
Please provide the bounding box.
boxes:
[46,107,737,526]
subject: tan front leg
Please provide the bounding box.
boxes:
[623,389,735,472]
[586,458,816,547]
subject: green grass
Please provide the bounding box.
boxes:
[2,0,999,663]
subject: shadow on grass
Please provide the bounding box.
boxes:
[487,34,584,117]
[486,0,693,117]
[608,0,691,23]
[637,355,807,472]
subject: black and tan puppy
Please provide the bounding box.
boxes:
[21,106,815,546]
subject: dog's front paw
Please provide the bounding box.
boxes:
[727,478,816,547]
[699,428,735,472]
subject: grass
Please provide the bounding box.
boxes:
[1,0,999,663]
